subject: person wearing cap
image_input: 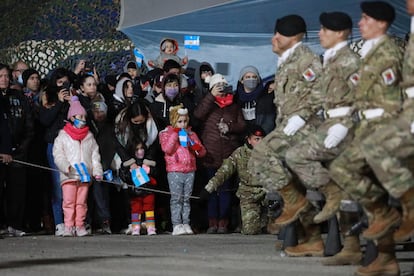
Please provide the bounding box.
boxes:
[199,124,266,235]
[327,2,404,275]
[53,96,103,237]
[235,65,275,134]
[248,14,322,246]
[282,12,362,260]
[194,73,246,234]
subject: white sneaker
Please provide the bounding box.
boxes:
[63,226,74,237]
[123,224,133,235]
[7,226,26,237]
[75,226,89,237]
[172,224,186,236]
[55,223,65,236]
[182,224,194,235]
[147,226,157,236]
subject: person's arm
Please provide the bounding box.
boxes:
[204,149,238,193]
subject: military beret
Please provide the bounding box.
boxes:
[319,12,353,31]
[360,1,395,24]
[274,14,307,36]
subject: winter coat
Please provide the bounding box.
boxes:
[193,92,246,169]
[53,129,103,185]
[159,126,206,173]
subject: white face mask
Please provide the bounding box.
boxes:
[17,74,23,85]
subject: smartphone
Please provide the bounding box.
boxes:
[221,85,233,94]
[84,61,94,70]
[62,82,71,91]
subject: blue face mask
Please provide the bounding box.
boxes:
[73,118,87,129]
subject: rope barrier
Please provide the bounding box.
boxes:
[10,159,201,200]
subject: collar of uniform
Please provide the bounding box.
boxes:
[277,42,302,68]
[323,41,348,67]
[360,35,385,59]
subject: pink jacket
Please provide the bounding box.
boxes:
[159,126,206,173]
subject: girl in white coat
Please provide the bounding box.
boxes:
[53,96,103,237]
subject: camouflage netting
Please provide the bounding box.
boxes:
[0,0,136,79]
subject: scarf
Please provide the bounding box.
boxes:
[236,82,263,103]
[215,94,234,108]
[63,122,89,141]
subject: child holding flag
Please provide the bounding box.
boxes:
[159,104,206,235]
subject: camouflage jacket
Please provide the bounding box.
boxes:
[204,143,264,199]
[354,35,403,118]
[274,43,323,127]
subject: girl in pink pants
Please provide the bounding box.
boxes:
[53,96,103,237]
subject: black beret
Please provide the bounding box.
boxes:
[319,12,353,31]
[22,68,39,87]
[361,1,395,24]
[274,14,306,36]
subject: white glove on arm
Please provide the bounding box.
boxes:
[283,115,306,136]
[324,123,349,149]
[411,121,414,134]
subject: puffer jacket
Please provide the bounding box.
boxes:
[53,129,103,185]
[159,126,206,173]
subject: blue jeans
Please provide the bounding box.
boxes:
[47,143,63,225]
[206,168,232,220]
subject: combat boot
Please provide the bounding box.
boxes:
[284,224,324,257]
[274,182,310,226]
[394,187,414,242]
[362,202,400,240]
[313,182,343,224]
[322,235,362,265]
[355,233,399,276]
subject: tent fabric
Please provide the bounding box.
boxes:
[118,0,410,84]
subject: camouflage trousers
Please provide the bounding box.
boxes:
[360,115,414,199]
[329,120,408,206]
[237,186,266,235]
[248,123,315,192]
[286,121,354,189]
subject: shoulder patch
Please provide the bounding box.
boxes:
[381,68,396,85]
[302,68,316,82]
[349,73,360,86]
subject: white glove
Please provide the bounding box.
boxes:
[411,121,414,134]
[283,115,306,136]
[362,108,384,120]
[324,123,349,149]
[326,106,352,118]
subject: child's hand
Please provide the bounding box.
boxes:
[148,60,155,68]
[94,175,102,181]
[182,56,188,65]
[129,163,139,171]
[190,143,202,152]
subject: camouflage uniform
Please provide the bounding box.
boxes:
[286,45,360,189]
[249,44,323,192]
[329,35,403,206]
[358,34,414,199]
[205,144,265,235]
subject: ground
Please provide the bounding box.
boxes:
[0,233,413,276]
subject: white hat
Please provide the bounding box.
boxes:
[205,73,228,90]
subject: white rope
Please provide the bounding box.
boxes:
[10,159,200,200]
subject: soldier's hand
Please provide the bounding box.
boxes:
[324,123,348,149]
[283,115,306,136]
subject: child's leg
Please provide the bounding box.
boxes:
[143,194,156,234]
[75,184,89,227]
[182,172,195,225]
[130,196,142,235]
[62,182,77,228]
[240,198,262,235]
[167,172,184,226]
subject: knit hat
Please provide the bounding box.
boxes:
[274,14,306,36]
[239,65,260,81]
[361,1,395,24]
[67,96,87,119]
[205,73,228,90]
[123,61,137,72]
[169,104,188,127]
[22,68,39,87]
[105,74,117,87]
[91,100,108,114]
[319,12,353,31]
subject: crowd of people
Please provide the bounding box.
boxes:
[0,1,414,275]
